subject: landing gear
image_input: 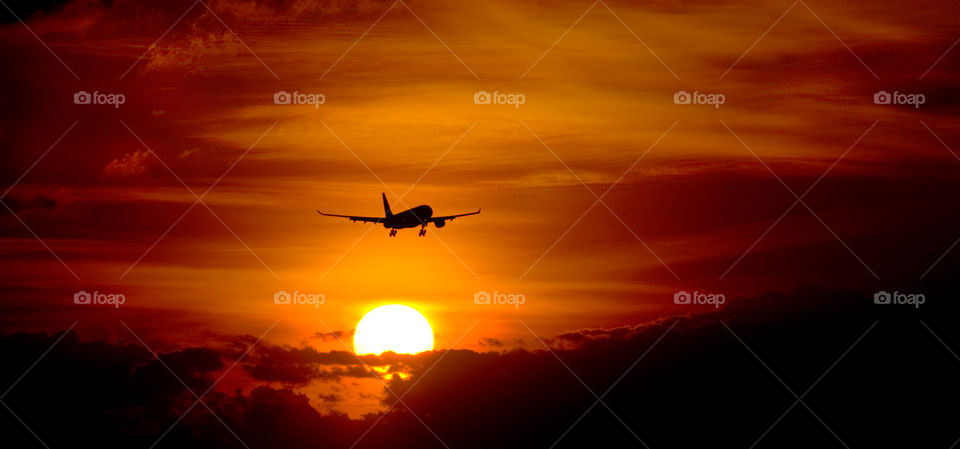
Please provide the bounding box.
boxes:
[389,229,397,237]
[418,227,427,237]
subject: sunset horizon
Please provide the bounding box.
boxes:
[2,0,959,447]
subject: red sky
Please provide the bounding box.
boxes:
[2,0,960,416]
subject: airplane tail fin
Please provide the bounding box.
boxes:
[382,192,392,217]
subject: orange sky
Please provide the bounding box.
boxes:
[2,0,960,368]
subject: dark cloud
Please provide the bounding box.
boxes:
[242,345,371,384]
[317,365,376,380]
[312,330,353,342]
[236,342,430,385]
[131,346,223,392]
[0,194,56,213]
[379,285,960,448]
[2,285,958,448]
[478,337,503,347]
[0,0,71,24]
[243,346,321,384]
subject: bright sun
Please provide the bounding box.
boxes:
[353,304,434,355]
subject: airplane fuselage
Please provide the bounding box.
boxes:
[318,193,478,236]
[383,205,433,229]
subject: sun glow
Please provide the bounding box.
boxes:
[353,305,434,355]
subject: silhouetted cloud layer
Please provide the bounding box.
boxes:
[2,285,957,448]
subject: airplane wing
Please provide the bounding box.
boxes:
[428,209,481,223]
[316,211,384,223]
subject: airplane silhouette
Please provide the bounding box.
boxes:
[318,193,480,237]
